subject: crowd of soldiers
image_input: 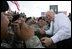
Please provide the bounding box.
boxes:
[1,11,52,48]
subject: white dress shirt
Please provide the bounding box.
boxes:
[46,13,71,43]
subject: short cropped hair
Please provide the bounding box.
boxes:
[0,1,9,12]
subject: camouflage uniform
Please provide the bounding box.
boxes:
[43,25,49,31]
[1,26,25,48]
[25,36,45,48]
[1,40,12,48]
[1,35,45,48]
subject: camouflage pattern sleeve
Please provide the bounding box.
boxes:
[25,36,45,48]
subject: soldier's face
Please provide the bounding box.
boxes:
[1,12,9,40]
[38,20,44,27]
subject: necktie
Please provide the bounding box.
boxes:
[52,21,54,36]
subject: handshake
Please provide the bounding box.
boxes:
[12,18,35,41]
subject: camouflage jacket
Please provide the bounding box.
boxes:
[25,36,45,48]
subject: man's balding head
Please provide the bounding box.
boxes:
[46,11,55,21]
